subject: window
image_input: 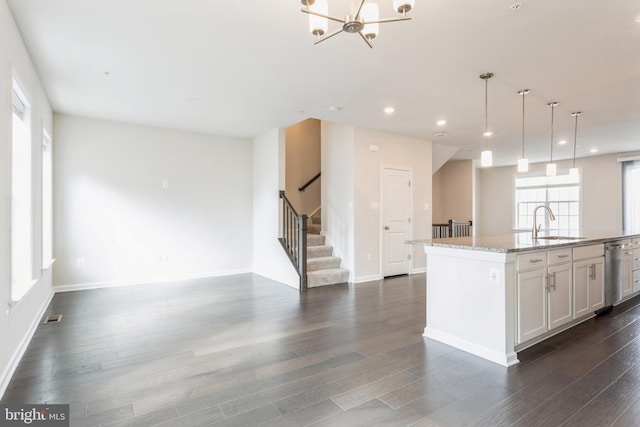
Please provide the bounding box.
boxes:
[515,172,581,232]
[623,160,640,234]
[11,80,33,301]
[42,129,53,268]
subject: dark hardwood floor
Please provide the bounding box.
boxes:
[2,273,640,426]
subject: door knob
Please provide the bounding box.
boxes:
[384,226,390,230]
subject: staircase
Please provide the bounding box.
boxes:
[306,210,349,288]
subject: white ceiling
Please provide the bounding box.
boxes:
[7,0,640,166]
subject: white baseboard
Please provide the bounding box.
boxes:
[0,289,54,399]
[353,274,383,284]
[411,267,426,274]
[423,326,519,367]
[54,268,253,293]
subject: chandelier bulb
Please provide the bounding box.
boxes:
[308,0,328,36]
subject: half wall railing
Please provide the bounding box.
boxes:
[278,191,308,291]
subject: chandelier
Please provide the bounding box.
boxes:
[300,0,415,48]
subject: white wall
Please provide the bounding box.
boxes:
[432,160,473,224]
[285,119,321,216]
[353,128,432,281]
[476,153,639,236]
[53,114,254,289]
[321,122,355,281]
[322,123,432,283]
[0,0,54,396]
[252,128,299,288]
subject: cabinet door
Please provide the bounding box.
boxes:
[589,258,605,311]
[573,259,591,319]
[622,251,633,298]
[548,263,573,330]
[517,268,548,344]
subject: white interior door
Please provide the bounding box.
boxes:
[382,167,411,277]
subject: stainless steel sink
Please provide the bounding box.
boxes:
[536,236,587,240]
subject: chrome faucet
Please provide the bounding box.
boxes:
[532,205,556,240]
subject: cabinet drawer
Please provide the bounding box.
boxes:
[517,252,547,270]
[548,248,572,265]
[573,244,604,261]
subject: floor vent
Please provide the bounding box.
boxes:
[44,315,62,324]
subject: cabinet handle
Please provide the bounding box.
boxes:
[530,259,543,263]
[558,254,570,258]
[548,272,556,291]
[589,264,595,281]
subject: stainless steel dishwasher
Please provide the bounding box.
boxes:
[603,239,632,311]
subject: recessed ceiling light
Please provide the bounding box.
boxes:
[328,106,341,112]
[383,106,395,114]
[483,131,493,137]
[436,119,447,126]
[557,140,567,145]
[590,148,599,153]
[636,14,640,23]
[511,3,522,12]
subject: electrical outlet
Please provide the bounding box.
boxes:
[367,253,372,261]
[76,258,85,269]
[489,268,499,284]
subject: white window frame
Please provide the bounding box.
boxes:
[622,159,640,234]
[11,78,34,301]
[42,128,53,269]
[514,171,582,233]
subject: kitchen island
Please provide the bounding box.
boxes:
[410,232,639,367]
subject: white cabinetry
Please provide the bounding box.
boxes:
[516,248,573,345]
[548,260,573,330]
[633,239,640,294]
[516,267,547,343]
[573,243,605,318]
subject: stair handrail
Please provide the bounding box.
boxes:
[278,191,308,291]
[298,172,321,192]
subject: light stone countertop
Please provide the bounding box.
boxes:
[408,231,640,253]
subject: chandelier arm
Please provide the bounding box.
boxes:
[354,0,367,19]
[364,16,412,24]
[358,31,374,48]
[300,9,345,24]
[314,28,345,45]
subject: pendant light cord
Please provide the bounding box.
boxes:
[484,78,489,149]
[572,112,581,169]
[547,102,559,163]
[550,105,554,163]
[521,92,525,158]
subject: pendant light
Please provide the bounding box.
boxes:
[517,89,530,172]
[570,111,582,177]
[546,101,559,176]
[480,73,494,167]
